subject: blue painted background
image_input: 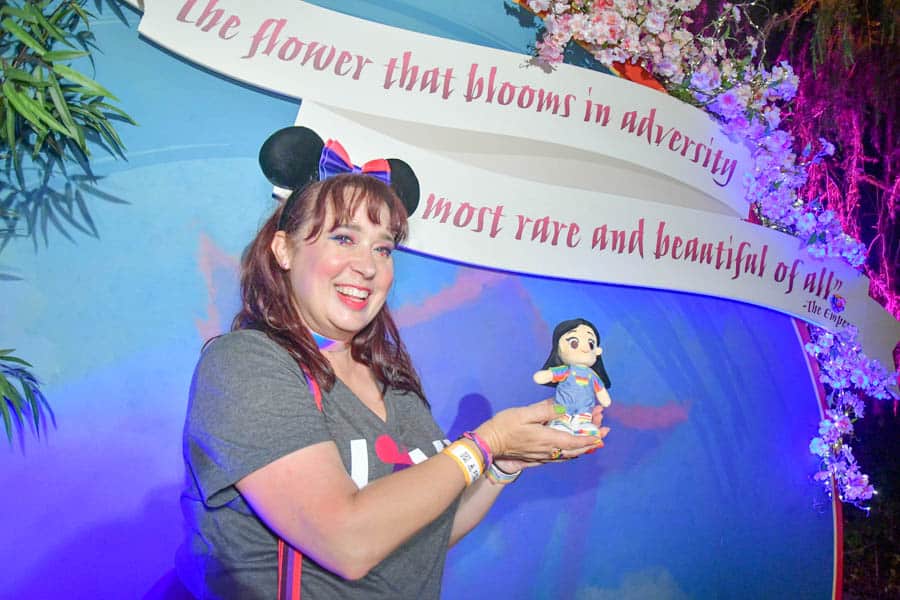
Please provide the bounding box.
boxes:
[1,2,833,598]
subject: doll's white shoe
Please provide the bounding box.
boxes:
[547,414,574,434]
[570,412,600,436]
[548,413,599,436]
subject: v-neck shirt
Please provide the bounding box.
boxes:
[177,329,456,599]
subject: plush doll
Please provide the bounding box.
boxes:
[533,318,611,436]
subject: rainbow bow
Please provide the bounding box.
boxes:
[318,139,391,185]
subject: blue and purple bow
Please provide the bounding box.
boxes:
[318,139,391,185]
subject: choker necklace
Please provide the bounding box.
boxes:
[310,330,347,353]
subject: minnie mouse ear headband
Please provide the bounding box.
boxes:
[258,126,420,230]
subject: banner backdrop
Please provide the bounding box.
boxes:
[136,0,897,369]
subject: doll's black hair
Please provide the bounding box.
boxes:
[258,126,419,226]
[540,318,611,389]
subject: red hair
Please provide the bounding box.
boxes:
[232,174,426,401]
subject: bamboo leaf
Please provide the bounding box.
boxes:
[46,72,82,146]
[2,67,46,86]
[0,7,34,22]
[27,4,70,46]
[4,99,17,155]
[1,376,24,412]
[1,396,12,441]
[23,384,40,431]
[94,101,137,125]
[69,2,92,25]
[96,116,124,149]
[1,17,48,56]
[52,64,117,100]
[33,130,48,156]
[2,81,50,135]
[58,84,104,98]
[0,355,33,366]
[6,82,71,137]
[43,50,89,62]
[47,2,71,26]
[0,350,14,357]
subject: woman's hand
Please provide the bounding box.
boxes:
[475,399,605,463]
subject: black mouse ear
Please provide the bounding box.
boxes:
[259,126,325,190]
[386,158,420,217]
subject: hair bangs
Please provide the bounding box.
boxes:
[289,175,406,244]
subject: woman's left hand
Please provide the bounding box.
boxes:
[492,421,610,473]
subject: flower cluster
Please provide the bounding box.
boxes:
[524,0,867,266]
[523,0,899,509]
[804,325,897,507]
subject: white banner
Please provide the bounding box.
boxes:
[139,0,751,216]
[136,0,898,373]
[296,102,899,373]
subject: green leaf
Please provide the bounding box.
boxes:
[27,3,70,46]
[47,72,82,147]
[1,396,11,441]
[2,81,71,137]
[2,17,48,56]
[23,384,40,430]
[94,102,137,125]
[0,349,14,356]
[51,64,117,100]
[3,81,50,135]
[69,2,93,26]
[43,50,89,62]
[0,7,35,22]
[4,101,16,157]
[2,67,46,86]
[58,85,103,98]
[0,376,24,412]
[33,130,49,156]
[0,354,33,367]
[96,117,124,149]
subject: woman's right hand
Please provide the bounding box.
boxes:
[475,399,605,462]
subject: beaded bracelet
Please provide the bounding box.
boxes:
[442,439,484,485]
[486,462,521,485]
[461,430,493,467]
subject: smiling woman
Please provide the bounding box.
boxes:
[270,180,401,350]
[175,127,607,599]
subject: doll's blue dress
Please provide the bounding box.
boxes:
[549,364,603,414]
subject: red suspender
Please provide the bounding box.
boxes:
[276,369,323,600]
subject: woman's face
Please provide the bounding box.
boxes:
[557,324,602,367]
[272,198,396,342]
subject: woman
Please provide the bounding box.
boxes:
[176,132,605,599]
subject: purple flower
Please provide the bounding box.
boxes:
[710,89,743,119]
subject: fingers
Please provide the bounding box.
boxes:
[478,401,609,462]
[523,398,565,424]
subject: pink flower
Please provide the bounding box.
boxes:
[711,89,742,119]
[644,10,666,34]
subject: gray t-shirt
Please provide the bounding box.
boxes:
[176,329,456,599]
